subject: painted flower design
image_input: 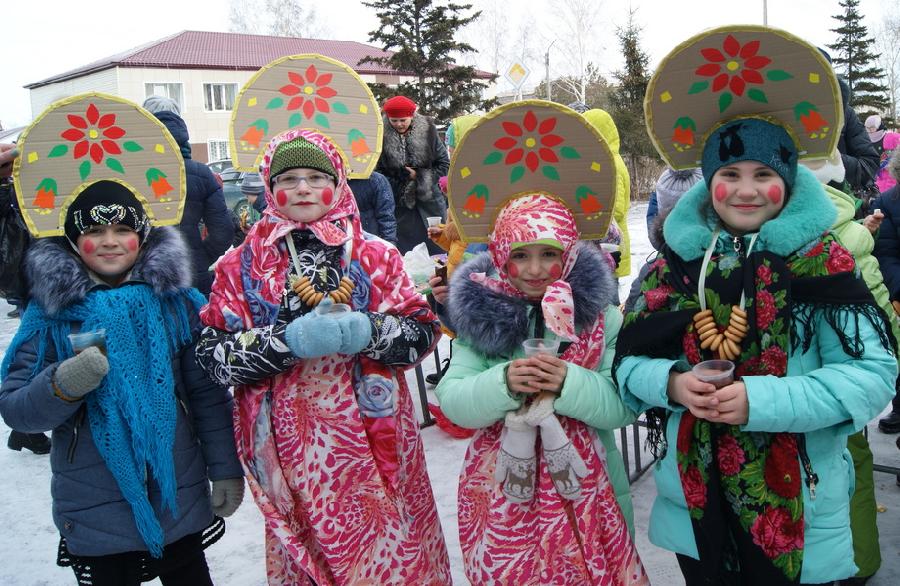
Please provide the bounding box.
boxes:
[278,65,337,120]
[461,184,489,218]
[146,168,174,200]
[795,101,830,139]
[755,288,777,330]
[61,104,126,164]
[716,434,746,476]
[484,111,580,183]
[825,242,855,274]
[764,435,800,498]
[672,117,697,152]
[750,506,803,559]
[32,178,58,211]
[682,465,708,512]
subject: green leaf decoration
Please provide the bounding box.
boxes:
[747,89,768,103]
[106,157,125,174]
[469,184,489,198]
[348,128,364,141]
[718,92,733,113]
[793,101,814,117]
[48,144,68,158]
[314,113,330,129]
[560,146,581,160]
[146,167,165,183]
[510,166,525,184]
[36,178,57,192]
[674,116,697,130]
[542,166,560,181]
[79,161,91,181]
[266,97,284,110]
[766,70,793,81]
[688,81,709,95]
[288,113,303,127]
[332,102,349,114]
[483,151,503,165]
[575,185,594,199]
[123,141,144,152]
[251,118,269,133]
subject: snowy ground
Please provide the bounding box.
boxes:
[1,202,899,584]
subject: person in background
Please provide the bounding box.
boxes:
[143,97,232,296]
[232,172,265,247]
[348,170,397,245]
[865,114,899,193]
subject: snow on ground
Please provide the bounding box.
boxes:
[1,202,899,584]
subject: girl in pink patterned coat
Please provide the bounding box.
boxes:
[195,129,450,584]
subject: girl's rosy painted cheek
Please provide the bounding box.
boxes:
[126,236,139,252]
[80,239,96,254]
[506,262,520,278]
[275,190,288,207]
[548,263,562,279]
[767,185,783,205]
[321,187,334,206]
[714,183,728,202]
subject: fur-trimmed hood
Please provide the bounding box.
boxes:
[448,242,617,357]
[662,165,836,261]
[379,113,440,170]
[26,226,193,316]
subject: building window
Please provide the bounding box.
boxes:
[208,139,230,162]
[204,83,238,112]
[144,82,184,112]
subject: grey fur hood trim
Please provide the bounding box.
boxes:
[448,242,617,357]
[26,226,193,316]
[379,113,440,170]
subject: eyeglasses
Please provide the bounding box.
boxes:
[272,172,333,189]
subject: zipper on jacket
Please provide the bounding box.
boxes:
[796,434,818,500]
[733,235,743,256]
[67,405,87,464]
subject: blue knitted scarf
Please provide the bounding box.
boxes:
[1,284,206,557]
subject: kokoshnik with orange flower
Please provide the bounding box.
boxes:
[616,26,896,584]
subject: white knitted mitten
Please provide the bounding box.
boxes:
[494,406,538,503]
[527,393,588,500]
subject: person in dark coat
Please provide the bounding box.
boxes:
[375,96,449,254]
[143,97,232,295]
[348,171,397,244]
[833,76,880,195]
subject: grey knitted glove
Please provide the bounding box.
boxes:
[211,477,245,518]
[54,347,109,400]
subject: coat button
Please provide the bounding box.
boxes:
[64,521,73,531]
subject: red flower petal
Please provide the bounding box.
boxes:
[538,117,557,135]
[742,69,764,84]
[505,148,524,164]
[701,48,725,62]
[695,63,721,77]
[502,121,522,136]
[317,86,337,99]
[525,151,539,172]
[67,115,87,129]
[90,143,104,164]
[712,73,729,92]
[745,56,771,70]
[316,73,333,87]
[97,113,116,129]
[288,71,304,86]
[280,84,301,96]
[101,140,121,155]
[287,96,304,111]
[729,76,746,96]
[103,127,126,139]
[723,35,740,57]
[740,40,760,58]
[494,136,518,150]
[303,100,315,119]
[86,104,100,125]
[538,148,559,163]
[315,98,330,113]
[305,64,318,84]
[541,134,563,147]
[61,128,85,142]
[73,141,89,159]
[523,111,537,132]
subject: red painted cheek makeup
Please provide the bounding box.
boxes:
[548,264,562,279]
[321,187,334,206]
[506,262,520,278]
[714,183,728,202]
[81,240,96,254]
[126,236,139,252]
[275,190,288,207]
[767,185,783,205]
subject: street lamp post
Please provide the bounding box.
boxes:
[545,40,556,102]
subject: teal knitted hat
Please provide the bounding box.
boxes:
[269,137,338,185]
[701,119,798,190]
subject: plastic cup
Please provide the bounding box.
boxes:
[315,303,352,318]
[522,338,561,357]
[68,329,107,356]
[426,216,442,227]
[691,359,735,388]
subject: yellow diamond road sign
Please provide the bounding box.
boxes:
[505,62,530,88]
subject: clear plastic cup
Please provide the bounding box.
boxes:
[315,303,352,318]
[426,216,443,227]
[68,329,107,356]
[691,359,735,388]
[522,338,561,357]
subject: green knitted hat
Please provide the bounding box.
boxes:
[269,137,338,184]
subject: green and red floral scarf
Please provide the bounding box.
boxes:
[617,231,894,584]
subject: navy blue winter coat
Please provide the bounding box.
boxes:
[0,228,242,556]
[154,111,232,295]
[348,172,397,244]
[872,185,900,300]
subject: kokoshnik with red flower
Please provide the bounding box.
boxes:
[616,232,895,584]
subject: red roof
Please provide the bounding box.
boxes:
[26,30,468,88]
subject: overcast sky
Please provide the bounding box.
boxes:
[3,0,893,129]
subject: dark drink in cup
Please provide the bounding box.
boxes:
[691,359,735,388]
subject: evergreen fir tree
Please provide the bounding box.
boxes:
[362,0,497,124]
[609,13,655,162]
[828,0,889,112]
